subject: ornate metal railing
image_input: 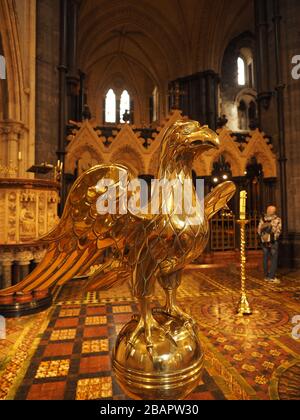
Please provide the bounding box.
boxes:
[210,214,236,251]
[210,213,261,251]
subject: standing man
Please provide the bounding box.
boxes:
[258,206,282,284]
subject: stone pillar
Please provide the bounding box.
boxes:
[16,251,34,282]
[275,0,300,267]
[272,0,288,239]
[12,262,21,286]
[36,0,60,166]
[254,0,272,123]
[0,121,24,178]
[203,70,220,130]
[78,71,86,121]
[0,253,14,289]
[57,0,68,214]
[66,0,80,121]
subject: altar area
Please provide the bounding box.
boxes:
[1,265,299,401]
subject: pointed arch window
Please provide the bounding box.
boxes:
[237,57,246,86]
[105,89,116,123]
[0,55,6,80]
[120,90,130,123]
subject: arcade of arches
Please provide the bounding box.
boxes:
[0,0,300,402]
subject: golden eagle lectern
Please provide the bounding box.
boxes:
[0,120,236,400]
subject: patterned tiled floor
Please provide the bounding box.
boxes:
[13,303,225,400]
[1,266,300,400]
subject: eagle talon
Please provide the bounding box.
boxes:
[125,311,179,360]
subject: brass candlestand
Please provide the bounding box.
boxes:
[237,219,252,316]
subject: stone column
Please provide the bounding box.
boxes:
[282,0,300,267]
[57,0,68,213]
[0,252,14,289]
[12,262,21,286]
[254,0,272,122]
[66,0,80,121]
[0,121,24,177]
[16,250,34,282]
[203,70,220,131]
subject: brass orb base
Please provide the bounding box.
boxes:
[113,312,204,400]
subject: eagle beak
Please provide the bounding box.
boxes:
[187,125,220,150]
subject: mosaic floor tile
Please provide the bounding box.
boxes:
[85,316,107,326]
[50,329,77,341]
[35,360,70,379]
[82,339,109,354]
[2,267,299,401]
[76,377,113,400]
[59,309,81,318]
[112,305,132,313]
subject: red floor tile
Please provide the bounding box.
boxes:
[43,343,74,357]
[79,355,111,374]
[26,382,66,400]
[86,307,106,316]
[55,318,79,328]
[113,314,132,324]
[83,326,108,338]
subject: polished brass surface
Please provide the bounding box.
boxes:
[114,311,204,400]
[237,219,252,316]
[0,119,236,399]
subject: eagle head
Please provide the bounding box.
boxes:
[161,120,219,163]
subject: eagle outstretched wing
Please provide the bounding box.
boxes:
[0,164,138,297]
[204,181,236,220]
[0,166,236,300]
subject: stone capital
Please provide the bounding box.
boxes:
[0,120,25,137]
[0,251,15,265]
[15,250,34,265]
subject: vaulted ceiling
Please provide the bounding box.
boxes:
[78,0,254,122]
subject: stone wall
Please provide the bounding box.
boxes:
[35,0,60,165]
[281,0,300,267]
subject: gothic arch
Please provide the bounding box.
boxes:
[111,145,145,177]
[209,149,243,178]
[65,121,107,174]
[243,130,277,178]
[148,148,161,177]
[108,124,146,156]
[196,3,253,73]
[208,129,244,177]
[65,144,105,175]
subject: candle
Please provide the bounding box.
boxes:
[240,190,247,220]
[18,151,22,161]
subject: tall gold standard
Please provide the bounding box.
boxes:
[237,191,252,316]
